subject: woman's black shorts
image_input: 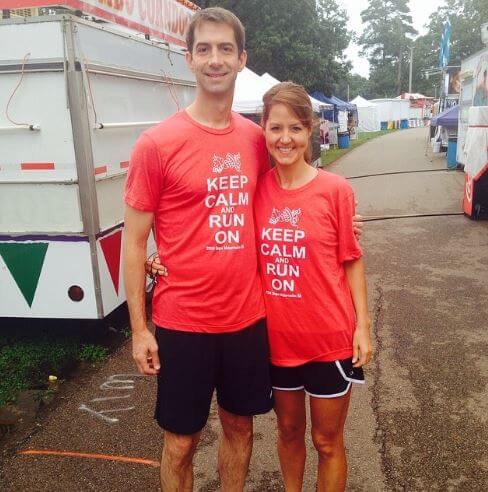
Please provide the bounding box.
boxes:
[271,358,365,398]
[154,319,272,435]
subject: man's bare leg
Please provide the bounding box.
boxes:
[160,430,201,491]
[218,406,253,491]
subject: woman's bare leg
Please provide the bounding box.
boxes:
[274,390,306,492]
[310,389,351,492]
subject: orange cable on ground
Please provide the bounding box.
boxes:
[18,449,160,468]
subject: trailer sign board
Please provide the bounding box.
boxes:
[0,0,197,47]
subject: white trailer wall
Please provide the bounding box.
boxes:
[0,16,195,318]
[457,47,488,166]
[0,20,80,233]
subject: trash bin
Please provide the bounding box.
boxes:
[400,119,409,129]
[380,121,387,130]
[447,138,457,169]
[338,133,350,149]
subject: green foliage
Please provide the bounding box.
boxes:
[0,328,109,407]
[193,0,488,99]
[359,0,417,97]
[321,130,396,167]
[192,0,353,94]
[335,73,374,101]
[0,338,79,406]
[78,344,108,363]
[412,0,488,96]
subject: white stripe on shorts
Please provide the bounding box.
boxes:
[305,382,352,399]
[272,385,305,391]
[335,360,365,384]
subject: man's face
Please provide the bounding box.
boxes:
[186,21,247,97]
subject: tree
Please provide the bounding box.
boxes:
[191,0,353,95]
[411,0,488,96]
[359,0,417,97]
[333,73,372,101]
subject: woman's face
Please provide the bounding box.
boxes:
[264,103,311,168]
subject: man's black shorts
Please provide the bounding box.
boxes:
[154,319,272,435]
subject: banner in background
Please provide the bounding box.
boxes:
[0,0,198,47]
[447,67,461,95]
[439,20,451,69]
[473,54,488,107]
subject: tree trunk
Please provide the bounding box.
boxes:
[396,47,402,95]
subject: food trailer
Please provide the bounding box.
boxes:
[458,26,488,219]
[0,1,197,318]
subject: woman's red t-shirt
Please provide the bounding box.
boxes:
[254,169,363,366]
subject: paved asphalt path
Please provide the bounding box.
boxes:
[1,128,487,491]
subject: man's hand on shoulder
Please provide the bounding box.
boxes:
[132,328,160,376]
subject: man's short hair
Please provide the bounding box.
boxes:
[185,7,246,54]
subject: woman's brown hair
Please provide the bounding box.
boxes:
[262,82,315,163]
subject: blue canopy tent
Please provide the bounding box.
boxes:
[432,104,459,127]
[330,95,357,112]
[311,92,357,122]
[311,92,336,121]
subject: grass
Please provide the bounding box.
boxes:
[321,129,396,167]
[0,313,127,408]
[0,330,79,407]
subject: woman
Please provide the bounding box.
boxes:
[147,82,372,491]
[255,82,371,491]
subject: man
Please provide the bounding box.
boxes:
[123,8,272,491]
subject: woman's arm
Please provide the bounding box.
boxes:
[343,257,373,368]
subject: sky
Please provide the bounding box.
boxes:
[337,0,446,78]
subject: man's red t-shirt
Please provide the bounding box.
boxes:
[125,110,269,333]
[254,169,363,366]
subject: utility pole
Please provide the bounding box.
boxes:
[347,84,350,102]
[409,46,414,94]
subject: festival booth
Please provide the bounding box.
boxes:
[350,95,380,132]
[455,29,488,219]
[311,92,357,148]
[457,47,488,169]
[431,105,459,168]
[396,93,434,127]
[461,106,488,219]
[370,98,410,130]
[330,96,358,141]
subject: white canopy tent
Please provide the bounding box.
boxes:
[232,67,270,114]
[350,95,380,132]
[261,71,280,86]
[233,68,333,115]
[260,72,332,113]
[370,98,410,122]
[395,93,433,120]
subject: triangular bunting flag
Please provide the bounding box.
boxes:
[100,231,122,295]
[0,242,49,307]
